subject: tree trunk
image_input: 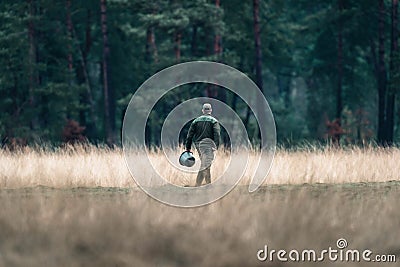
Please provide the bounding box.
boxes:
[377,0,388,144]
[214,0,222,58]
[75,9,97,139]
[387,0,398,144]
[174,30,181,62]
[100,0,115,145]
[146,26,158,63]
[66,0,73,75]
[253,0,263,93]
[336,0,344,121]
[243,106,252,130]
[28,0,39,131]
[66,0,74,125]
[253,0,264,143]
[209,0,226,105]
[191,25,197,56]
[145,27,151,62]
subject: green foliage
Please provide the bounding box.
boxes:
[0,0,398,146]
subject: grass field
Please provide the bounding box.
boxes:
[0,146,399,266]
[1,145,399,188]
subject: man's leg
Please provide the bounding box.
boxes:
[195,145,204,186]
[195,141,214,186]
[199,155,212,185]
[204,166,211,184]
[196,169,204,186]
[203,145,214,184]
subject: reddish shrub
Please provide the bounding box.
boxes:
[326,118,345,145]
[62,119,87,144]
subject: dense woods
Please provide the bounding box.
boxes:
[0,0,399,146]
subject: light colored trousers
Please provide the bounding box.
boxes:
[195,139,216,186]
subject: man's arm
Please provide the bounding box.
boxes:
[185,122,196,151]
[213,122,220,149]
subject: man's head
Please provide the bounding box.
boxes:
[202,103,212,114]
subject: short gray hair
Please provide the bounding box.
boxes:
[202,103,212,113]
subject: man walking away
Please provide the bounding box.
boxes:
[185,103,220,186]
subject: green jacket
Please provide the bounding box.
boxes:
[185,114,220,151]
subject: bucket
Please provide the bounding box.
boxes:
[179,151,196,167]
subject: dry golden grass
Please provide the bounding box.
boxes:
[0,145,399,266]
[0,183,399,267]
[0,145,399,188]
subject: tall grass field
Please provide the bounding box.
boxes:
[1,145,399,188]
[0,146,399,266]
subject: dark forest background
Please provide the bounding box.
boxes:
[1,0,399,147]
